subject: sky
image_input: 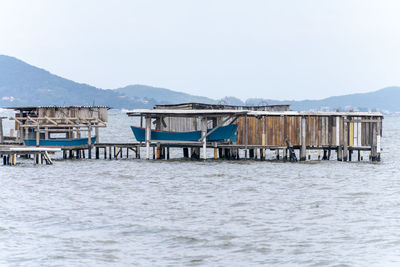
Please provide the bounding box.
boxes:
[0,0,399,101]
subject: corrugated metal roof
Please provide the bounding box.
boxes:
[154,102,290,110]
[126,109,249,117]
[6,106,111,110]
[126,109,384,117]
[249,111,384,116]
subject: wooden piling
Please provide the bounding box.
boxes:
[371,122,378,161]
[343,118,348,161]
[137,145,141,159]
[226,148,232,160]
[88,125,92,159]
[249,149,254,159]
[156,144,161,159]
[191,147,200,160]
[261,116,266,159]
[201,117,207,160]
[377,117,382,161]
[36,127,40,147]
[218,148,223,159]
[183,148,189,158]
[145,116,151,160]
[300,116,306,161]
[0,117,4,143]
[322,150,328,160]
[337,146,342,161]
[167,146,170,160]
[244,115,248,159]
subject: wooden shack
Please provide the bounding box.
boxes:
[153,103,289,132]
[128,105,384,162]
[7,106,109,158]
[236,111,383,161]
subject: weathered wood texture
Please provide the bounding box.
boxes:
[237,115,382,147]
[35,107,108,121]
[160,116,230,132]
[155,103,289,132]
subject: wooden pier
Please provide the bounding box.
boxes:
[0,104,384,165]
[0,146,60,165]
[126,108,383,162]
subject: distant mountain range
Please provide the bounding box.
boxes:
[0,55,398,113]
[115,84,216,106]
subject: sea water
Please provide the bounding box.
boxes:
[0,112,399,266]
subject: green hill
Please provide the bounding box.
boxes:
[0,54,399,112]
[115,84,216,105]
[0,55,151,108]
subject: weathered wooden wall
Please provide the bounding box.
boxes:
[37,107,108,122]
[237,115,383,147]
[160,117,202,132]
[160,116,228,132]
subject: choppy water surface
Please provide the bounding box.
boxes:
[1,112,400,266]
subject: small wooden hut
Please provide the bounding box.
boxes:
[128,103,384,162]
[237,111,383,161]
[8,106,109,148]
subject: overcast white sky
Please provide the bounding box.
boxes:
[0,0,399,100]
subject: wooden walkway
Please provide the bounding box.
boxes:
[0,146,61,165]
[89,142,379,162]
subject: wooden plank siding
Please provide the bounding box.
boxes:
[237,115,382,147]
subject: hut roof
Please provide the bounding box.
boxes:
[249,111,384,117]
[154,102,290,111]
[126,109,249,117]
[127,109,384,117]
[6,106,110,111]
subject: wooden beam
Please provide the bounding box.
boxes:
[0,118,3,143]
[245,115,248,159]
[201,117,207,160]
[19,124,107,128]
[35,127,40,147]
[300,116,306,161]
[343,117,348,161]
[45,116,57,125]
[9,116,23,124]
[27,116,38,123]
[145,116,151,160]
